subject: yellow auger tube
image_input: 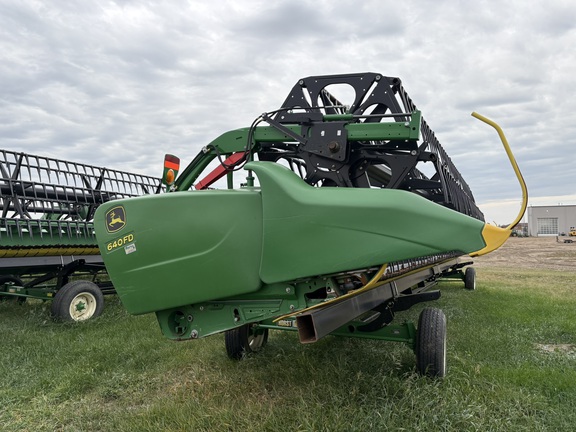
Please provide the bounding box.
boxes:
[470,112,528,257]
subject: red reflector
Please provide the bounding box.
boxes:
[164,160,179,170]
[165,154,179,164]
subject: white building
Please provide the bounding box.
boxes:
[527,205,576,236]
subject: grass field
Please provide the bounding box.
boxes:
[1,243,576,431]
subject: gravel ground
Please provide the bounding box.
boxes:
[472,236,576,271]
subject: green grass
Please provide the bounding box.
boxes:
[1,267,576,431]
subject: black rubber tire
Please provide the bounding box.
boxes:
[225,323,269,360]
[416,308,447,378]
[0,276,26,303]
[51,280,104,322]
[464,267,476,291]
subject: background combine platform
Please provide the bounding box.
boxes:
[0,149,163,320]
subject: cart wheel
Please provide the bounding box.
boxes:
[0,276,26,304]
[225,323,269,359]
[464,267,476,291]
[416,308,447,378]
[51,281,104,321]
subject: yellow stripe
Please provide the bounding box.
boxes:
[0,247,100,258]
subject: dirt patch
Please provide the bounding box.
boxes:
[536,343,576,358]
[472,236,576,272]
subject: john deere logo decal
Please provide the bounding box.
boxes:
[106,206,126,233]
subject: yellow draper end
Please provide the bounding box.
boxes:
[470,224,511,257]
[469,112,528,256]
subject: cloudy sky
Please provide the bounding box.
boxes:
[1,0,575,225]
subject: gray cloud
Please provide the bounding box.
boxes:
[1,0,575,224]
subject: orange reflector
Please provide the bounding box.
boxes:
[165,169,175,185]
[163,154,180,186]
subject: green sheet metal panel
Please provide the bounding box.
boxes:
[94,190,263,314]
[248,162,487,284]
[95,162,487,316]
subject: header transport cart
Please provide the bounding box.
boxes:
[94,73,527,377]
[0,150,163,321]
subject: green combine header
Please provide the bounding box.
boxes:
[0,150,163,320]
[89,72,525,377]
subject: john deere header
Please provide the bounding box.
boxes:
[93,73,526,377]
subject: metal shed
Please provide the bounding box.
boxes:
[527,205,576,236]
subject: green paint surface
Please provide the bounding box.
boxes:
[94,190,263,314]
[95,162,486,315]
